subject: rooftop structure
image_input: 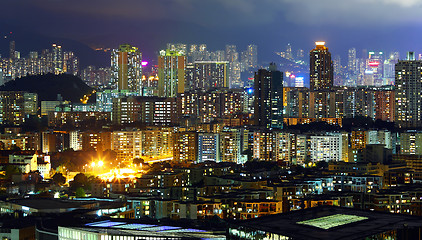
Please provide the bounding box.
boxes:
[228,206,422,240]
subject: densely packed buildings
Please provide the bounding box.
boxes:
[2,41,422,240]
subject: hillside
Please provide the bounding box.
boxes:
[0,73,94,103]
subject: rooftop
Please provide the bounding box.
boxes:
[68,219,226,239]
[6,198,96,210]
[230,206,422,240]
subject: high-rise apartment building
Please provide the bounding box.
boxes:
[187,61,229,90]
[81,131,112,152]
[253,130,273,161]
[112,96,177,125]
[9,41,15,61]
[348,48,357,73]
[142,127,173,158]
[375,89,394,122]
[111,130,142,162]
[220,128,242,163]
[23,93,38,117]
[179,88,244,123]
[310,42,333,91]
[63,51,79,76]
[173,131,198,163]
[198,133,220,162]
[285,43,293,60]
[400,131,422,155]
[158,49,186,97]
[395,52,422,128]
[52,44,63,74]
[111,44,142,94]
[0,91,38,125]
[310,133,343,162]
[247,44,258,68]
[167,43,187,55]
[285,88,309,118]
[241,44,258,70]
[308,91,335,119]
[366,51,384,86]
[225,45,242,88]
[254,63,283,129]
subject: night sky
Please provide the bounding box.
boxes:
[2,0,422,65]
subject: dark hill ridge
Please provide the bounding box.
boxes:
[0,73,93,103]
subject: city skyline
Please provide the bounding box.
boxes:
[2,2,422,240]
[1,1,422,65]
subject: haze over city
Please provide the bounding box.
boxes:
[1,0,422,64]
[0,1,422,240]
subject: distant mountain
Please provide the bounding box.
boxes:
[0,25,109,68]
[0,73,94,103]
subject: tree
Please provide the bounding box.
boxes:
[133,158,144,166]
[10,144,21,152]
[315,161,328,170]
[71,173,88,191]
[52,172,66,186]
[242,149,253,162]
[3,165,21,179]
[75,187,86,198]
[28,171,43,183]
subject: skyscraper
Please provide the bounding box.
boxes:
[366,51,384,86]
[111,44,142,94]
[52,44,63,74]
[226,45,242,88]
[395,52,422,128]
[348,48,357,73]
[166,43,187,55]
[333,55,342,86]
[296,49,305,59]
[158,49,186,97]
[241,44,258,71]
[286,43,293,60]
[9,41,15,61]
[310,42,333,91]
[188,61,229,90]
[254,63,283,129]
[63,51,79,76]
[247,44,258,68]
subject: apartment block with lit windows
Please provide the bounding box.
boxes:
[0,91,38,125]
[141,127,173,158]
[395,53,422,128]
[173,131,198,163]
[111,130,142,162]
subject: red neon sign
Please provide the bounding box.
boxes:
[368,62,380,67]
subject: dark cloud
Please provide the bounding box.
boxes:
[1,0,422,64]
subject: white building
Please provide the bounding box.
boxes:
[310,133,343,162]
[366,130,392,149]
[9,153,37,172]
[69,130,82,151]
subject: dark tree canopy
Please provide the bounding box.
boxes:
[75,187,86,198]
[0,73,94,103]
[52,172,66,186]
[70,173,88,191]
[3,165,21,179]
